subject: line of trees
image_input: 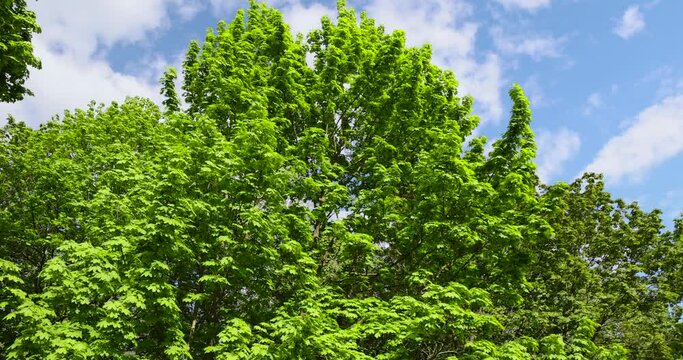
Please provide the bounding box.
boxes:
[0,1,681,359]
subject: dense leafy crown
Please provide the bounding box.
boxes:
[0,1,681,359]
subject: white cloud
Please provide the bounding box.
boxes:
[490,27,564,60]
[613,5,645,39]
[209,0,334,41]
[208,0,241,18]
[640,66,683,100]
[0,0,182,127]
[361,0,504,122]
[583,94,683,183]
[0,41,160,125]
[658,190,683,223]
[172,0,204,21]
[583,92,603,115]
[275,1,335,37]
[536,128,581,183]
[523,75,550,108]
[32,0,172,59]
[495,0,551,11]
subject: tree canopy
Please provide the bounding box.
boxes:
[0,0,41,103]
[0,1,681,359]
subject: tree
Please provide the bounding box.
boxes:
[1,1,680,359]
[503,173,682,359]
[0,0,42,102]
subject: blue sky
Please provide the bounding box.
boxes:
[1,0,683,226]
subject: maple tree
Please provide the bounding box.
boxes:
[0,1,680,359]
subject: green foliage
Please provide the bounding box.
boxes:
[0,0,42,102]
[0,1,680,359]
[503,173,681,359]
[161,66,181,113]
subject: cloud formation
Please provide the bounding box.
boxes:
[495,0,551,11]
[583,92,603,115]
[584,94,683,183]
[522,76,547,108]
[275,1,336,37]
[0,0,182,126]
[536,127,581,182]
[0,42,159,126]
[614,5,645,39]
[490,27,564,61]
[208,0,240,18]
[172,0,204,21]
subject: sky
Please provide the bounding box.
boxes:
[1,0,683,227]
